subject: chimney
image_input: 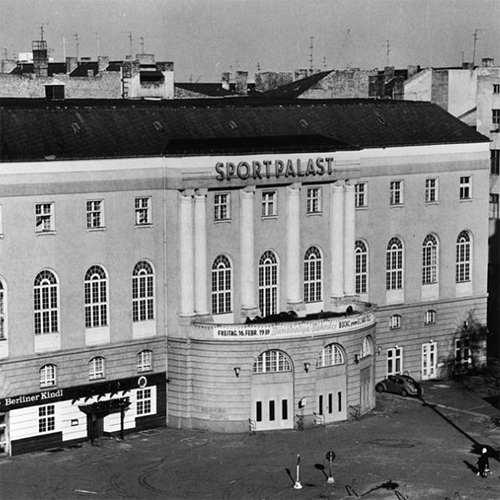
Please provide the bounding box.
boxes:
[294,69,308,81]
[482,57,494,68]
[462,62,474,69]
[66,56,78,74]
[98,56,109,73]
[235,71,248,95]
[32,40,48,77]
[407,65,420,78]
[221,72,231,90]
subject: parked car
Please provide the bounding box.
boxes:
[375,374,423,397]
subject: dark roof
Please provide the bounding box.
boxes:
[69,61,99,77]
[0,98,489,162]
[260,71,332,99]
[175,82,236,97]
[10,62,68,76]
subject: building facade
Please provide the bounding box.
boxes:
[0,97,490,454]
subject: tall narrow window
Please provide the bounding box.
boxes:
[456,231,471,283]
[84,266,108,328]
[492,109,500,129]
[262,191,277,217]
[492,150,500,175]
[38,405,55,433]
[355,240,368,294]
[355,182,367,208]
[214,193,230,221]
[304,246,322,302]
[459,177,471,200]
[212,255,232,314]
[34,270,58,335]
[490,194,499,219]
[89,357,105,380]
[386,238,403,290]
[422,234,438,285]
[425,178,438,203]
[137,388,153,415]
[258,251,278,317]
[137,350,153,372]
[132,261,155,322]
[35,203,54,233]
[86,200,104,229]
[494,84,500,94]
[387,347,402,375]
[306,188,321,214]
[390,181,403,205]
[40,364,57,388]
[0,279,6,341]
[135,197,151,225]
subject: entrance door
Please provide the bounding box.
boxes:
[87,414,104,443]
[0,413,9,455]
[359,366,373,413]
[422,342,437,380]
[316,374,347,423]
[251,376,293,431]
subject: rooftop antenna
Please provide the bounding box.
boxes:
[39,23,48,41]
[63,35,66,60]
[3,48,7,59]
[73,33,79,60]
[323,55,327,70]
[140,36,145,54]
[309,36,315,72]
[385,39,390,67]
[128,31,133,58]
[472,29,485,67]
[256,62,261,72]
[96,32,100,57]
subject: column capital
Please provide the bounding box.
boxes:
[180,189,195,198]
[287,182,302,194]
[195,188,208,197]
[243,185,256,194]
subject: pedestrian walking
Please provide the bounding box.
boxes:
[477,447,490,478]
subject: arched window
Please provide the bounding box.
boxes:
[422,234,438,285]
[386,237,403,290]
[84,266,108,328]
[137,350,153,372]
[212,255,232,314]
[258,251,278,317]
[361,335,374,358]
[34,270,58,335]
[0,278,6,340]
[456,231,471,283]
[89,356,105,380]
[40,364,57,388]
[304,246,322,302]
[133,261,155,322]
[253,350,291,373]
[355,240,368,294]
[318,344,345,367]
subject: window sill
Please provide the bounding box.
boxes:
[135,223,153,229]
[36,231,56,236]
[459,198,473,202]
[425,201,439,206]
[355,205,368,210]
[261,215,278,220]
[306,211,323,217]
[87,227,107,232]
[389,204,405,209]
[214,219,232,224]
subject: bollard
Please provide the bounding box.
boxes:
[293,454,303,489]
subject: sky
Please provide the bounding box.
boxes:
[0,0,499,82]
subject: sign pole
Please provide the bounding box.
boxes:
[325,450,336,483]
[293,454,303,489]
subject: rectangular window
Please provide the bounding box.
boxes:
[306,187,321,214]
[455,338,471,370]
[459,176,471,200]
[256,401,262,422]
[282,399,288,420]
[135,197,151,225]
[318,395,323,415]
[214,193,230,221]
[387,347,402,376]
[355,183,367,208]
[390,181,403,205]
[493,109,500,128]
[425,178,438,203]
[269,400,275,421]
[425,310,436,325]
[35,203,54,233]
[389,315,401,329]
[262,191,277,217]
[89,358,105,380]
[328,393,333,414]
[494,84,500,94]
[86,200,104,228]
[490,194,500,219]
[137,388,153,416]
[492,150,500,175]
[337,392,342,413]
[38,405,55,433]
